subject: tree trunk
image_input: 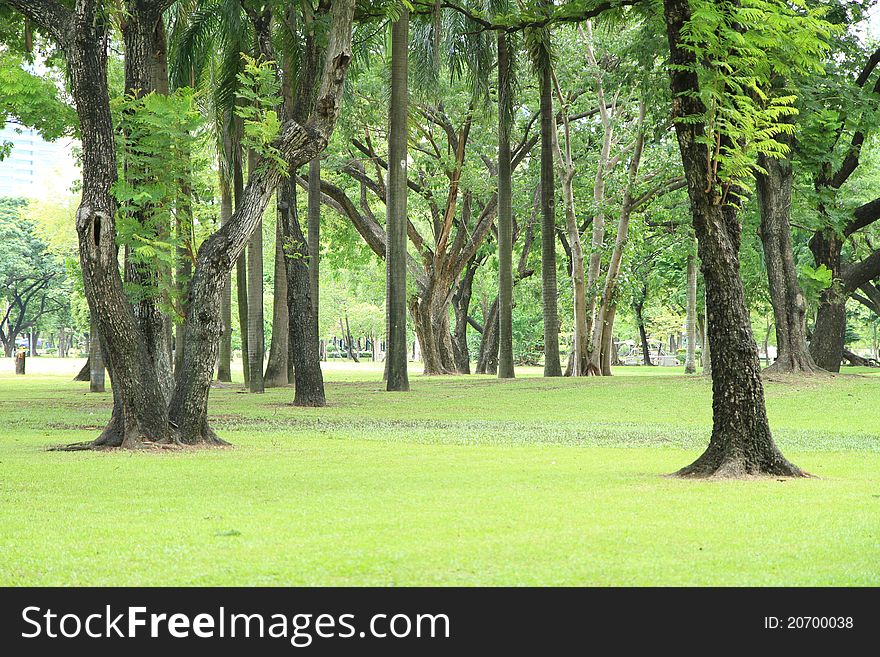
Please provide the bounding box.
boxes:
[664,0,802,478]
[29,328,38,356]
[246,149,265,393]
[497,32,515,379]
[15,351,25,374]
[217,120,234,383]
[452,257,478,374]
[122,5,173,401]
[476,296,500,375]
[684,248,697,374]
[756,150,823,373]
[74,356,90,381]
[385,10,411,391]
[233,131,250,386]
[634,290,652,366]
[264,218,290,386]
[308,157,321,334]
[588,102,646,375]
[89,320,105,392]
[539,52,561,376]
[66,8,172,448]
[279,174,326,406]
[808,230,845,372]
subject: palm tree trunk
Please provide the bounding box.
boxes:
[263,218,289,386]
[246,150,265,392]
[385,10,411,392]
[216,121,234,382]
[539,47,561,376]
[684,246,697,374]
[497,31,515,379]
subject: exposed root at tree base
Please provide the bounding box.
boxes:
[669,456,813,480]
[49,424,232,452]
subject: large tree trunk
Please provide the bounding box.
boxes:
[684,249,697,374]
[538,51,561,377]
[497,32,515,379]
[122,5,173,401]
[170,0,354,434]
[808,230,845,372]
[756,150,823,374]
[263,218,289,386]
[63,5,172,448]
[279,174,326,406]
[385,10,411,391]
[664,0,802,478]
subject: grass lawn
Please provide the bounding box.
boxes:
[1,358,879,586]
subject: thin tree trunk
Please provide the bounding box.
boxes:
[756,146,823,373]
[497,31,515,379]
[217,121,234,382]
[538,46,561,377]
[452,257,478,374]
[385,10,411,391]
[89,320,105,392]
[684,246,697,374]
[246,149,265,393]
[588,101,646,375]
[264,218,289,386]
[232,125,250,386]
[308,157,321,332]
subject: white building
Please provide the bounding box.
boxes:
[0,123,80,200]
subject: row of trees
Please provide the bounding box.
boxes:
[4,0,880,477]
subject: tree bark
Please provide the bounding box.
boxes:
[385,10,411,391]
[246,149,265,393]
[539,49,561,377]
[280,175,326,406]
[89,320,105,392]
[684,250,697,374]
[452,257,478,374]
[756,148,823,373]
[664,0,803,478]
[233,127,250,386]
[122,2,174,401]
[263,218,290,386]
[808,230,845,372]
[497,32,515,379]
[476,297,500,375]
[216,117,234,382]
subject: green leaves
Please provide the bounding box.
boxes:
[676,0,834,192]
[235,54,286,174]
[0,52,77,158]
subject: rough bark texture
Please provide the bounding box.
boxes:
[451,257,478,374]
[216,124,234,383]
[122,1,174,401]
[539,55,562,377]
[263,218,290,387]
[21,0,355,449]
[497,32,515,379]
[684,250,697,374]
[280,174,326,406]
[808,231,845,372]
[246,150,265,393]
[756,149,823,374]
[476,297,500,375]
[385,11,411,391]
[89,320,106,392]
[664,0,803,478]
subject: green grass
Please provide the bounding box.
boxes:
[1,359,879,585]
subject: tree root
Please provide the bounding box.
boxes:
[671,451,811,480]
[49,420,231,452]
